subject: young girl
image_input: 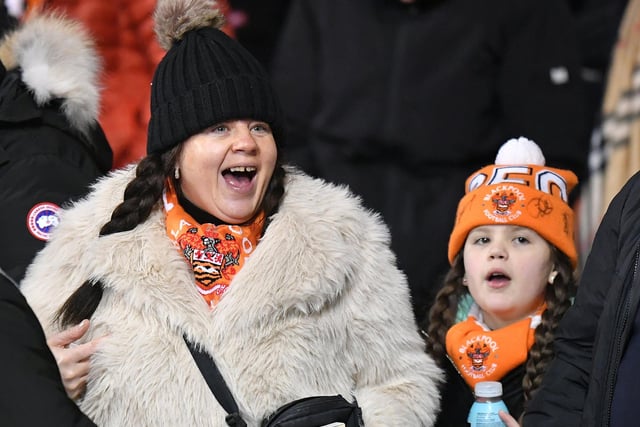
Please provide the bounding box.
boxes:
[422,137,578,426]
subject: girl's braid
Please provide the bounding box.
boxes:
[424,255,466,364]
[522,251,576,403]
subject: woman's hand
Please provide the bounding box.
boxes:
[47,319,105,400]
[499,410,520,427]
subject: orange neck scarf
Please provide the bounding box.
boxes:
[163,180,264,307]
[445,303,545,389]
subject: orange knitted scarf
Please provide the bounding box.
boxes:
[445,304,544,389]
[163,180,264,306]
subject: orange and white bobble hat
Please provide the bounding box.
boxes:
[447,137,579,268]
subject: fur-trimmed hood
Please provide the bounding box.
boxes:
[22,167,442,426]
[0,12,101,135]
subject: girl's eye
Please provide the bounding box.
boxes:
[514,236,530,244]
[474,237,490,245]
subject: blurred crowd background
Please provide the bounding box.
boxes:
[2,0,639,317]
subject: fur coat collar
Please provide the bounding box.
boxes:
[21,166,442,426]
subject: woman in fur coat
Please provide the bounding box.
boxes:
[20,0,442,426]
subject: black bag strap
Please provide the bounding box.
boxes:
[183,335,247,427]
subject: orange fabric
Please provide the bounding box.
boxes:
[445,305,544,390]
[448,164,578,267]
[24,1,43,16]
[26,0,234,169]
[163,180,264,307]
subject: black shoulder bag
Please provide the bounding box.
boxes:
[183,336,364,427]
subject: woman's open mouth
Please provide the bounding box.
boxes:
[222,166,257,190]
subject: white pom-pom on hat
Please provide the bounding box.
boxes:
[495,137,546,166]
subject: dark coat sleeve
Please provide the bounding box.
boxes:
[523,173,640,426]
[0,269,96,427]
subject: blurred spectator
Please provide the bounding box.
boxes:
[226,0,291,68]
[0,8,112,283]
[574,0,637,263]
[566,0,629,122]
[270,0,592,318]
[0,10,103,425]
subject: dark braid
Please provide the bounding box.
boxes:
[423,254,466,365]
[261,161,286,230]
[98,151,175,236]
[56,150,176,327]
[522,249,576,404]
[56,148,287,328]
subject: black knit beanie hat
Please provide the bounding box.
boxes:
[147,0,283,155]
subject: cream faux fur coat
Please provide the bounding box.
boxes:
[21,166,442,426]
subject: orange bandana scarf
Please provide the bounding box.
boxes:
[163,180,264,307]
[445,303,545,389]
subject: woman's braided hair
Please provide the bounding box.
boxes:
[422,246,576,407]
[56,147,286,327]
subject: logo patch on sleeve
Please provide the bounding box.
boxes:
[27,202,61,241]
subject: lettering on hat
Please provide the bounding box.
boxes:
[468,166,570,202]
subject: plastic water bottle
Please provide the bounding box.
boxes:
[467,381,509,427]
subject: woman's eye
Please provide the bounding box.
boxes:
[209,124,227,133]
[252,123,271,133]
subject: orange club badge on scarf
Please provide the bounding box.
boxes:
[445,304,545,389]
[163,180,264,306]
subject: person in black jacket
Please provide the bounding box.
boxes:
[523,171,640,426]
[0,1,18,36]
[0,8,113,284]
[0,10,110,402]
[0,267,96,426]
[270,0,591,320]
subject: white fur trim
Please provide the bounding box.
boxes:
[12,14,101,135]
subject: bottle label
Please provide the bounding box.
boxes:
[467,401,509,427]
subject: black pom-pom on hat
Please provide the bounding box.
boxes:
[147,0,283,154]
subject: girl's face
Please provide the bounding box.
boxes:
[177,119,277,224]
[462,225,554,329]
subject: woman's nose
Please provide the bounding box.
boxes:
[232,128,258,153]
